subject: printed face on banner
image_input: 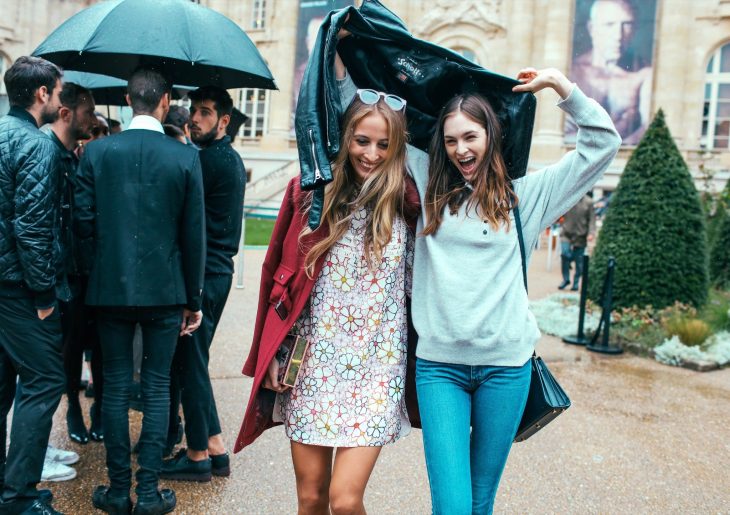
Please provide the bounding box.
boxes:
[566,0,657,145]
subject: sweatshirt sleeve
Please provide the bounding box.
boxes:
[517,86,621,231]
[336,70,358,113]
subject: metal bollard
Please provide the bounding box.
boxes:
[587,256,623,354]
[563,254,590,346]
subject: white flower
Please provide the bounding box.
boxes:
[339,305,364,333]
[299,376,317,397]
[316,316,336,339]
[376,339,401,365]
[388,376,405,402]
[331,265,355,291]
[312,366,336,393]
[315,413,339,438]
[367,391,388,413]
[335,352,362,380]
[312,340,335,362]
[344,415,368,439]
[383,296,399,321]
[366,416,387,439]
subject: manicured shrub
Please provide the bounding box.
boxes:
[709,188,730,288]
[589,110,708,309]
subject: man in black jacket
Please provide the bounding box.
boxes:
[74,67,205,515]
[162,86,245,482]
[0,55,65,515]
[44,82,105,447]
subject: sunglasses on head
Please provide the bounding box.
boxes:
[356,89,407,112]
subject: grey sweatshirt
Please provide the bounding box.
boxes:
[337,75,621,366]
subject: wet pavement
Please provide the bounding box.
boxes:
[41,248,729,514]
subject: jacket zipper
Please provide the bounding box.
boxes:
[308,129,323,183]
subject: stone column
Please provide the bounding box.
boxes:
[531,0,572,164]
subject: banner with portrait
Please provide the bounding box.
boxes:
[291,0,352,129]
[566,0,657,145]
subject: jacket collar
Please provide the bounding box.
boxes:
[7,106,39,128]
[127,114,164,133]
[43,128,77,163]
[201,135,232,150]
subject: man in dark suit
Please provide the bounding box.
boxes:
[162,86,245,482]
[74,67,205,515]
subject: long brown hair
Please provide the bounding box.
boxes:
[301,96,409,277]
[422,93,516,235]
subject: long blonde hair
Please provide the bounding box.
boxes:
[302,97,409,277]
[423,93,515,235]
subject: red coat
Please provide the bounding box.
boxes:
[234,176,421,452]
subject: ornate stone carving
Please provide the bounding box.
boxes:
[414,0,505,37]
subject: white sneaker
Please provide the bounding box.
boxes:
[45,445,79,465]
[41,460,77,482]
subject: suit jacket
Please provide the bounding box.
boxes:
[295,0,536,228]
[234,176,421,452]
[74,128,205,311]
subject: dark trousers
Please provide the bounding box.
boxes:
[560,242,586,287]
[60,277,103,408]
[169,274,231,451]
[96,306,181,500]
[0,297,64,512]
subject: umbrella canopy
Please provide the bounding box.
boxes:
[33,0,276,90]
[63,70,194,105]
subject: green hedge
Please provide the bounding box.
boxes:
[589,110,708,309]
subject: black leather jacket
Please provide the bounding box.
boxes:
[0,107,61,308]
[294,0,536,229]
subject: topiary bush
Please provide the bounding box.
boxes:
[589,109,708,309]
[710,181,730,290]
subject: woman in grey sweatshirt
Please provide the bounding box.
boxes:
[337,62,621,513]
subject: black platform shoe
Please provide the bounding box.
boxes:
[89,403,104,441]
[92,486,132,514]
[133,489,176,515]
[66,400,89,444]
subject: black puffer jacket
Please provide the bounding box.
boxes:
[0,107,61,309]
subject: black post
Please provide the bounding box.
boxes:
[587,257,623,354]
[563,254,590,346]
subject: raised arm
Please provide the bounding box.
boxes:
[512,68,621,230]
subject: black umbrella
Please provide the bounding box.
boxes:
[63,71,195,106]
[32,0,276,90]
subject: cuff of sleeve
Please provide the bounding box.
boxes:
[556,85,594,124]
[337,71,357,102]
[34,289,56,310]
[186,302,202,312]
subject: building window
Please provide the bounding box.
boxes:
[252,0,266,29]
[0,56,8,117]
[237,88,269,138]
[702,43,730,149]
[453,47,478,65]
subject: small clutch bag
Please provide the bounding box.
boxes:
[514,354,571,442]
[275,334,310,388]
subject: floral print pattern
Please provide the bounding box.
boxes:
[275,207,412,447]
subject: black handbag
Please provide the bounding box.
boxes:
[514,354,571,442]
[512,203,571,442]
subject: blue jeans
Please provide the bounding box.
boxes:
[416,358,531,515]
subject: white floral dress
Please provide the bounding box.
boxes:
[274,207,413,447]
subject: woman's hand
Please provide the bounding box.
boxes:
[512,67,574,100]
[262,357,289,393]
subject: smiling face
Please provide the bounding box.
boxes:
[348,112,390,183]
[443,111,488,183]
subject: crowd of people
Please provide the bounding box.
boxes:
[0,18,621,515]
[0,56,245,515]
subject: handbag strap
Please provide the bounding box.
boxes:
[512,193,528,293]
[512,191,537,359]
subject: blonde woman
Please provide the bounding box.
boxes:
[235,51,421,514]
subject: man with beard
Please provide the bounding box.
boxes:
[161,86,245,481]
[44,83,106,452]
[75,67,205,515]
[0,56,66,515]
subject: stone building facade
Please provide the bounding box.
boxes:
[2,0,730,193]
